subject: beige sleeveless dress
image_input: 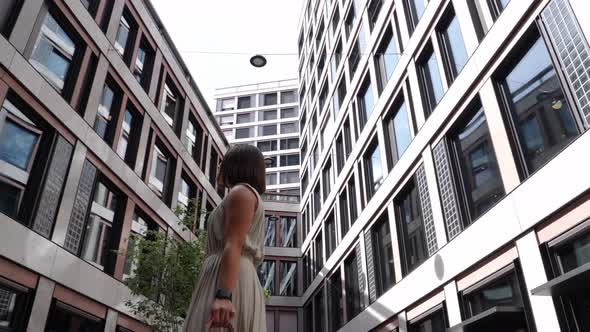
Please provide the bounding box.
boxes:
[183,183,267,332]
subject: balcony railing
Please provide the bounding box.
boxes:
[262,192,300,203]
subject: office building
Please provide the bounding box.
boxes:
[214,79,301,196]
[0,0,227,330]
[297,0,590,331]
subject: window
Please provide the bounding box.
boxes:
[123,212,151,277]
[266,173,277,186]
[281,90,296,104]
[327,272,343,331]
[417,45,445,117]
[325,212,337,258]
[133,41,153,88]
[1,0,22,37]
[335,76,347,112]
[367,0,383,31]
[438,10,468,82]
[334,39,343,70]
[314,231,324,275]
[375,28,400,91]
[258,140,277,152]
[461,269,525,319]
[280,122,298,134]
[116,108,138,165]
[218,115,234,126]
[322,159,333,200]
[81,180,119,269]
[266,156,277,168]
[344,7,356,40]
[94,82,119,142]
[344,251,362,320]
[0,100,42,219]
[313,287,326,332]
[263,93,278,106]
[235,127,254,139]
[237,96,252,109]
[544,227,590,331]
[497,32,578,178]
[358,77,375,128]
[408,306,447,332]
[185,116,204,167]
[259,125,277,136]
[280,216,297,247]
[30,12,78,91]
[335,133,345,173]
[261,110,277,121]
[488,0,510,20]
[348,41,361,77]
[319,84,328,111]
[161,83,180,128]
[370,213,395,297]
[45,301,104,332]
[258,260,276,295]
[209,148,220,188]
[280,154,300,166]
[264,215,277,246]
[313,185,321,219]
[0,278,31,331]
[149,144,170,197]
[396,179,428,275]
[280,171,299,184]
[234,113,253,125]
[364,140,383,199]
[279,261,298,296]
[280,108,298,119]
[220,98,235,111]
[177,176,196,216]
[280,138,299,150]
[449,102,504,224]
[344,118,353,156]
[114,15,131,57]
[405,0,427,32]
[386,99,412,166]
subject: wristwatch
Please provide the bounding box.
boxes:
[215,288,233,301]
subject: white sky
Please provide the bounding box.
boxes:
[150,0,304,109]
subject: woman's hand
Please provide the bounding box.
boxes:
[206,298,235,329]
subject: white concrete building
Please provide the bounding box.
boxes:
[214,79,301,196]
[296,0,590,331]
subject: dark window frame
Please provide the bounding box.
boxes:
[416,43,445,118]
[494,25,583,181]
[0,277,32,332]
[436,6,468,84]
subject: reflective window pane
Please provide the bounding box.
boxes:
[463,272,523,318]
[502,36,578,174]
[0,180,21,218]
[396,180,427,274]
[279,261,297,296]
[81,214,112,267]
[46,302,104,332]
[372,214,395,296]
[419,49,445,114]
[280,216,297,247]
[441,14,468,78]
[30,13,76,91]
[555,231,590,274]
[0,283,27,327]
[365,143,383,197]
[114,17,130,56]
[0,120,39,170]
[408,308,447,332]
[451,107,504,220]
[236,112,253,124]
[264,215,276,246]
[257,260,276,295]
[390,101,412,161]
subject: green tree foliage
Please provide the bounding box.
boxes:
[123,200,208,331]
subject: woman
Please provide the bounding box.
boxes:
[184,144,267,332]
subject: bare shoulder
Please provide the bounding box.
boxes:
[226,184,257,208]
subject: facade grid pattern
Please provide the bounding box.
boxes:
[542,0,590,127]
[416,164,438,256]
[32,136,73,237]
[433,140,462,240]
[64,159,97,254]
